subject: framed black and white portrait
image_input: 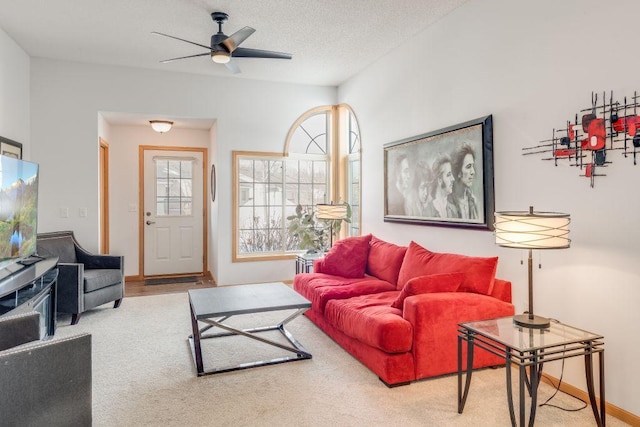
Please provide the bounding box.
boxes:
[383,115,495,230]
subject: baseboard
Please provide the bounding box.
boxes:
[540,374,639,425]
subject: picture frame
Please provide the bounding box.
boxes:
[384,115,495,230]
[0,136,23,159]
[210,163,216,202]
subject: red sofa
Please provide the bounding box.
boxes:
[293,235,515,386]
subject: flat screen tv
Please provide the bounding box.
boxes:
[0,155,39,270]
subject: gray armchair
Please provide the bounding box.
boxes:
[0,312,92,426]
[37,230,124,325]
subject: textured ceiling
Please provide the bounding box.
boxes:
[0,0,467,87]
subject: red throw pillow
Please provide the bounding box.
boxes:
[366,236,407,286]
[320,234,372,278]
[391,272,464,309]
[425,251,498,295]
[396,241,436,289]
[397,241,498,295]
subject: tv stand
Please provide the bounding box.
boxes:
[18,255,45,266]
[0,257,59,338]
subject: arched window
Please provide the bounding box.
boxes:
[233,105,361,260]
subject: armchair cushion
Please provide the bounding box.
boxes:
[84,269,123,292]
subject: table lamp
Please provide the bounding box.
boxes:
[494,206,570,329]
[316,203,348,248]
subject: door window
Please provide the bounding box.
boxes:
[155,158,193,216]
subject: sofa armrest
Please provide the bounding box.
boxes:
[57,263,85,314]
[403,292,515,378]
[491,279,512,303]
[0,333,92,425]
[76,249,123,270]
[312,258,325,273]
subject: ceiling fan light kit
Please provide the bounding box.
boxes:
[211,50,230,64]
[153,11,292,74]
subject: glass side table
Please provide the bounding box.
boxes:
[457,316,605,427]
[295,252,324,274]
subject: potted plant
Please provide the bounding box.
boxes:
[287,204,328,253]
[287,203,352,253]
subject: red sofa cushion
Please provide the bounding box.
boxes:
[397,241,436,289]
[397,241,498,295]
[366,236,407,286]
[324,292,412,354]
[319,234,372,278]
[293,273,396,313]
[390,272,464,309]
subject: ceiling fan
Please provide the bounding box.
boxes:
[152,12,292,74]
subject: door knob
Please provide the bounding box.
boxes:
[146,220,155,225]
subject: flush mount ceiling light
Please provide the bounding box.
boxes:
[150,120,173,133]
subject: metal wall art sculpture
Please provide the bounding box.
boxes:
[523,91,640,187]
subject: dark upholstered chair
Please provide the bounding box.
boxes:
[0,312,92,426]
[37,230,124,325]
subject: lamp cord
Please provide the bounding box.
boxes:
[538,344,588,412]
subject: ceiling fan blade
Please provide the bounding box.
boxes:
[159,52,210,63]
[221,26,256,52]
[151,31,211,50]
[225,59,241,74]
[232,47,292,60]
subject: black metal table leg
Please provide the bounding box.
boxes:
[189,300,204,375]
[599,350,606,427]
[585,347,606,427]
[529,356,540,427]
[505,351,517,427]
[458,330,474,413]
[519,364,526,427]
[457,333,463,412]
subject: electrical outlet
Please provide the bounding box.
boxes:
[59,207,69,218]
[79,207,88,218]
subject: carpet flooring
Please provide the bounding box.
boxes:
[54,291,627,426]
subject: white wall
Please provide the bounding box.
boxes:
[0,27,30,155]
[339,0,639,416]
[30,59,336,284]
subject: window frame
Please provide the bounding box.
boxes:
[232,104,361,262]
[232,151,330,262]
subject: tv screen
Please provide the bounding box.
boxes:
[0,155,39,265]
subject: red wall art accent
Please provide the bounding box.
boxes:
[523,91,640,187]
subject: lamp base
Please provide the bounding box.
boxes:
[513,313,550,329]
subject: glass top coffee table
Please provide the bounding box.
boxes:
[457,316,605,426]
[188,282,312,376]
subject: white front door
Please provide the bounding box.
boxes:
[143,149,204,276]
